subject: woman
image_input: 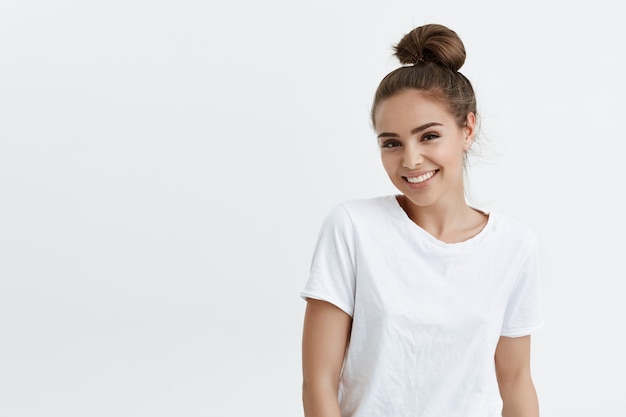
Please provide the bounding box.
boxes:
[301,24,543,417]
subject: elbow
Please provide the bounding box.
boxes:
[302,376,338,400]
[302,376,340,414]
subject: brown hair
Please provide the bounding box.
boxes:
[371,24,477,130]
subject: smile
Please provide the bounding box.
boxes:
[404,170,438,184]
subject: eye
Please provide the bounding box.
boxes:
[380,140,401,149]
[422,133,439,142]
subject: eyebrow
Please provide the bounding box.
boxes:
[377,122,443,139]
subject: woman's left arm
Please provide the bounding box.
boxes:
[495,335,539,417]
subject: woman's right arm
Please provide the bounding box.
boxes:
[302,298,352,417]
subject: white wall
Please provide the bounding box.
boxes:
[1,1,625,416]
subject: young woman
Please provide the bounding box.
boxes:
[301,24,543,417]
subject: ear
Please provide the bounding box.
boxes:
[462,112,476,151]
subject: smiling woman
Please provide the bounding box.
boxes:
[301,23,543,417]
[375,91,477,230]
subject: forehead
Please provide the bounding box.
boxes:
[374,90,454,132]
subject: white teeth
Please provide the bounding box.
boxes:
[406,171,435,184]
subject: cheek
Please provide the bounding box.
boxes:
[380,153,397,174]
[435,144,465,167]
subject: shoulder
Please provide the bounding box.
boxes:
[488,212,538,252]
[327,195,398,226]
[490,213,537,239]
[316,195,398,236]
[336,195,395,211]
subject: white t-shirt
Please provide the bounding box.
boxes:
[301,195,544,417]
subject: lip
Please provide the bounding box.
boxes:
[402,169,439,188]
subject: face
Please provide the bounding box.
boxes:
[374,89,475,210]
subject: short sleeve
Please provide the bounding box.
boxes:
[501,237,544,337]
[300,204,357,317]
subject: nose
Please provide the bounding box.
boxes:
[402,144,423,168]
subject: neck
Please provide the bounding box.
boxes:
[397,195,487,244]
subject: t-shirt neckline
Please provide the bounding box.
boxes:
[385,194,493,248]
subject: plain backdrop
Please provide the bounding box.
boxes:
[1,1,625,416]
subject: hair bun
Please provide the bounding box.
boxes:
[394,24,466,71]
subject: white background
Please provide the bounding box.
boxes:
[1,1,625,416]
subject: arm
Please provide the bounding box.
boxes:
[495,335,539,417]
[302,298,352,417]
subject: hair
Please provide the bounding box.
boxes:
[371,24,477,130]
